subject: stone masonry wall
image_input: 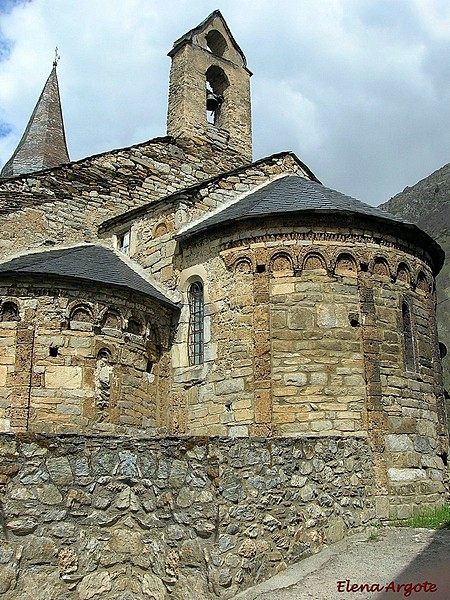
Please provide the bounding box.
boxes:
[0,433,375,599]
[172,222,441,434]
[167,13,252,162]
[170,219,448,510]
[372,276,448,515]
[0,281,173,436]
[0,136,247,259]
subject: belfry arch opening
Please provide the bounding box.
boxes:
[205,66,229,125]
[205,30,227,57]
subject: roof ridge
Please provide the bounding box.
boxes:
[168,10,248,68]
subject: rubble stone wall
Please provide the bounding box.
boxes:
[0,433,375,599]
[0,137,247,259]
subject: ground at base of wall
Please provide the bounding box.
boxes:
[235,527,450,600]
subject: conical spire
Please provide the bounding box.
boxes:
[1,58,70,177]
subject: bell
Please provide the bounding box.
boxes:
[206,91,221,112]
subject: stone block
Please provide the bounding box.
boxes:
[272,386,298,397]
[386,416,416,434]
[283,372,307,386]
[56,403,81,416]
[414,435,435,453]
[310,420,333,432]
[326,516,346,544]
[385,434,414,452]
[0,419,10,432]
[309,372,328,385]
[388,468,426,482]
[0,365,7,387]
[396,504,413,519]
[387,376,407,389]
[344,374,365,387]
[255,388,271,423]
[37,483,63,505]
[254,305,270,329]
[0,564,17,594]
[45,366,82,389]
[234,408,253,421]
[271,310,287,329]
[229,425,248,437]
[249,423,272,436]
[215,378,244,395]
[272,406,295,424]
[335,420,355,431]
[287,306,314,329]
[375,496,390,519]
[142,573,166,599]
[232,397,252,410]
[317,304,347,328]
[169,459,188,488]
[46,456,73,486]
[78,571,112,600]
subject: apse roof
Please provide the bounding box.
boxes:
[0,245,178,309]
[176,175,444,273]
[177,175,410,238]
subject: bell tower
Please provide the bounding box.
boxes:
[167,10,252,162]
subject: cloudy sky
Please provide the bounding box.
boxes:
[0,0,449,206]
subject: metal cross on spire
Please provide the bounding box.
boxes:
[53,46,60,67]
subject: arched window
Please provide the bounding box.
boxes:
[69,304,93,330]
[402,302,415,372]
[101,310,121,331]
[188,282,204,365]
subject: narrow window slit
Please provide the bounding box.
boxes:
[188,282,204,366]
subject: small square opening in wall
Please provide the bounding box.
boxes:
[49,346,59,357]
[256,264,266,273]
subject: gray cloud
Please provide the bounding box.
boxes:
[0,0,449,205]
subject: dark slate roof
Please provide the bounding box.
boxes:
[0,245,178,309]
[177,175,412,239]
[1,64,70,178]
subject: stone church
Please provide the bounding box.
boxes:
[0,11,448,599]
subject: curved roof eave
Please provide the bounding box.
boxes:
[176,208,444,276]
[0,245,181,310]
